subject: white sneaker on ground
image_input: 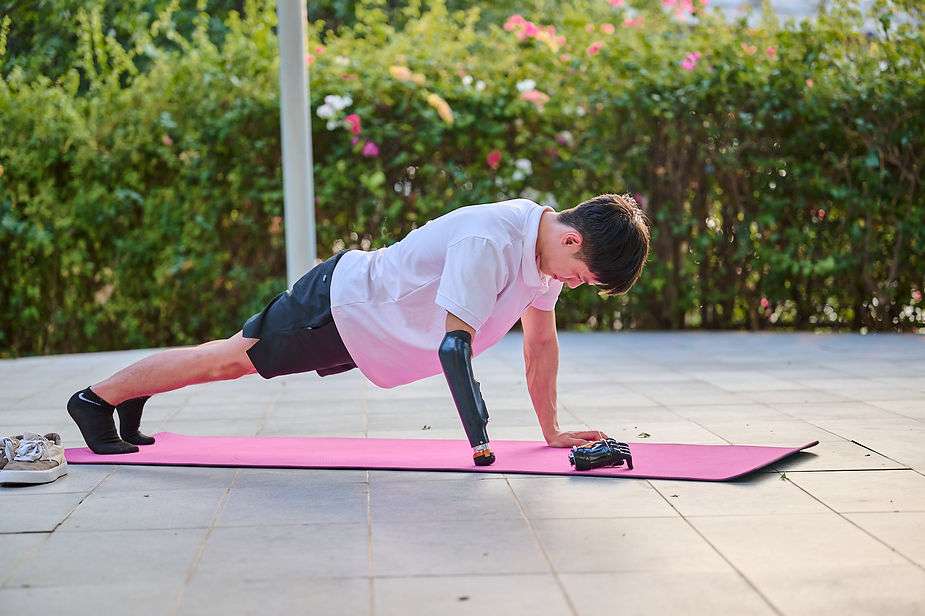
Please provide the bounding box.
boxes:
[0,432,69,485]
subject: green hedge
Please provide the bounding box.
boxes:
[1,0,923,357]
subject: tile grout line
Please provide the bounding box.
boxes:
[783,475,925,573]
[367,469,375,616]
[503,477,580,616]
[169,467,240,616]
[647,479,787,616]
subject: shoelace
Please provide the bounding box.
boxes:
[1,437,18,462]
[13,434,49,462]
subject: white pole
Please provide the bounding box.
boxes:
[276,0,316,287]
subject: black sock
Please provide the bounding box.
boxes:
[67,387,139,455]
[117,396,155,446]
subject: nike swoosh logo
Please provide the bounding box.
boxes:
[78,392,103,407]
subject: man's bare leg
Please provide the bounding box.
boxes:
[67,331,259,454]
[92,331,259,405]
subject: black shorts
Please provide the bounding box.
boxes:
[242,251,356,379]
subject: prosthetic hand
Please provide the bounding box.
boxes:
[569,438,633,471]
[439,330,495,466]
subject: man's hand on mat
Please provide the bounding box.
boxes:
[545,430,610,448]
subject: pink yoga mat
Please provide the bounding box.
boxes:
[65,433,818,481]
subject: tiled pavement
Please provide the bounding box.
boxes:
[1,332,924,615]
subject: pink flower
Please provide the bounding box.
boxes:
[585,24,595,33]
[520,89,550,108]
[524,22,539,37]
[161,134,173,146]
[766,46,777,59]
[680,51,701,71]
[587,41,604,56]
[315,45,326,54]
[624,16,644,27]
[601,23,615,34]
[344,113,362,135]
[805,78,814,88]
[816,208,826,220]
[351,136,360,145]
[503,14,526,31]
[760,297,770,309]
[609,0,625,6]
[486,149,502,170]
[361,141,379,157]
[912,290,922,302]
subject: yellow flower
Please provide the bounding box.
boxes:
[389,65,426,85]
[426,93,454,125]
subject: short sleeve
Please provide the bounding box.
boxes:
[435,237,509,330]
[529,278,564,312]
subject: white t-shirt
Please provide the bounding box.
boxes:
[330,198,564,388]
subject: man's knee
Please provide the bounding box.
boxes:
[201,336,257,380]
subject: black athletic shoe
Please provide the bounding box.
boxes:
[117,396,156,446]
[67,388,139,455]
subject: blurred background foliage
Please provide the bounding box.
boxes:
[1,0,922,356]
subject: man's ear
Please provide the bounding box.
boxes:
[562,229,583,251]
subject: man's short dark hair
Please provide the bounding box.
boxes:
[558,193,650,296]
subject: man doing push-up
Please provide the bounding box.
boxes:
[67,194,650,465]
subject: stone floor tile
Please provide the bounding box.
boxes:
[4,528,206,588]
[867,399,925,421]
[375,574,571,616]
[232,467,367,489]
[157,418,263,436]
[178,576,370,616]
[559,571,776,616]
[787,469,925,513]
[0,492,86,532]
[216,482,368,526]
[772,440,906,472]
[192,524,369,582]
[0,583,180,616]
[689,418,840,445]
[370,477,521,522]
[650,473,830,516]
[58,488,227,531]
[93,465,238,494]
[371,519,548,576]
[258,416,366,436]
[747,564,925,616]
[689,513,910,573]
[534,517,731,574]
[845,512,925,568]
[507,476,677,519]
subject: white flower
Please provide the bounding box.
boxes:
[462,75,473,86]
[512,170,525,182]
[475,80,486,91]
[516,79,536,92]
[334,55,350,66]
[324,95,352,111]
[316,103,336,119]
[575,106,586,117]
[514,158,533,174]
[326,119,340,130]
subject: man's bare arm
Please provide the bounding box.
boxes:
[521,306,609,447]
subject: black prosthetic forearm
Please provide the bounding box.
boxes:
[439,330,495,466]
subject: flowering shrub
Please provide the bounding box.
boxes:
[0,0,923,355]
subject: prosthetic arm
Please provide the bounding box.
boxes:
[439,330,495,466]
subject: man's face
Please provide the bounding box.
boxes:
[543,231,599,289]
